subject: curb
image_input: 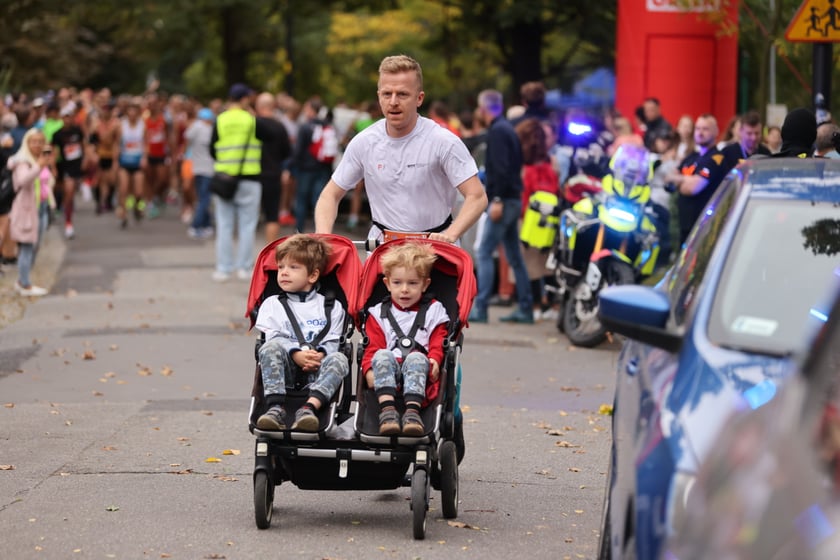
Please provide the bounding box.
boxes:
[0,225,66,329]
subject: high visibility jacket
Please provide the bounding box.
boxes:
[213,108,261,176]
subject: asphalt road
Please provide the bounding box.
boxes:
[0,197,620,560]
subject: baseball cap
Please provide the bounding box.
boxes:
[32,97,44,108]
[197,107,215,121]
[229,83,253,101]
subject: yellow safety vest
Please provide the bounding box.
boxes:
[213,108,261,176]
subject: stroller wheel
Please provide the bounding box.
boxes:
[411,469,428,540]
[254,470,274,529]
[439,441,459,519]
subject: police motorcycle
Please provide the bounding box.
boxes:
[547,143,661,347]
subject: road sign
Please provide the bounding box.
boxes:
[786,0,840,42]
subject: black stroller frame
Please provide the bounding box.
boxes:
[247,236,467,539]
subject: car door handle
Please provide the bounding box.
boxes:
[625,358,638,377]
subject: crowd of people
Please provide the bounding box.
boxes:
[0,59,830,314]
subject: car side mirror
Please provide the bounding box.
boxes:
[599,285,684,353]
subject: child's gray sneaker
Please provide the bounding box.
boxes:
[256,405,286,431]
[291,407,320,432]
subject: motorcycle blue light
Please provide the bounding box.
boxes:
[640,248,651,263]
[567,122,592,136]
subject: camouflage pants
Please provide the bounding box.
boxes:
[371,349,428,398]
[259,338,349,399]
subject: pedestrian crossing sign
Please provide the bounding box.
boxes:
[786,0,840,42]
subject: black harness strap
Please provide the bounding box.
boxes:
[380,296,431,358]
[277,290,335,351]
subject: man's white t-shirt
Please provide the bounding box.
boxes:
[332,116,478,237]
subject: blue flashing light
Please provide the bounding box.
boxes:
[810,308,829,322]
[743,379,777,410]
[640,248,652,264]
[568,122,593,136]
[565,226,574,238]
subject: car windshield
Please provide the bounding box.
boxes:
[709,199,840,355]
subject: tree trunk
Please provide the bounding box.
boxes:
[221,6,247,88]
[507,20,543,95]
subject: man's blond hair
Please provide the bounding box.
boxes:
[378,55,423,89]
[381,241,437,280]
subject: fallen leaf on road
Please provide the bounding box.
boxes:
[172,469,193,475]
[66,289,78,298]
[574,509,584,514]
[447,520,480,530]
[177,437,190,441]
[560,386,580,392]
[82,350,96,360]
[4,403,13,408]
[222,449,240,456]
[213,475,238,482]
[598,404,614,416]
[205,457,221,463]
[116,380,128,385]
[136,366,152,376]
[169,463,181,467]
[203,554,226,559]
[105,505,119,511]
[160,366,174,376]
[558,410,568,416]
[104,372,116,378]
[50,409,60,415]
[102,446,116,451]
[565,537,574,543]
[0,464,15,470]
[65,420,72,426]
[160,554,171,559]
[568,467,581,472]
[201,411,213,416]
[546,429,565,436]
[109,344,118,350]
[555,441,579,448]
[92,391,104,397]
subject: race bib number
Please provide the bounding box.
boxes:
[64,143,82,160]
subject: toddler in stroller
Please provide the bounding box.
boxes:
[254,234,351,432]
[360,241,449,436]
[247,233,360,438]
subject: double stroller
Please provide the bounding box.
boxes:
[245,234,475,539]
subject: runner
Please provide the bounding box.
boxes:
[143,94,170,219]
[89,100,120,214]
[52,102,86,239]
[116,99,147,229]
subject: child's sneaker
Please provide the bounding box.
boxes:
[291,407,320,432]
[378,407,400,435]
[256,405,286,431]
[401,409,425,436]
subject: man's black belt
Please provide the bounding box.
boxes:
[371,215,453,234]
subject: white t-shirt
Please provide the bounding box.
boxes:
[255,291,345,355]
[368,299,449,361]
[332,116,478,237]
